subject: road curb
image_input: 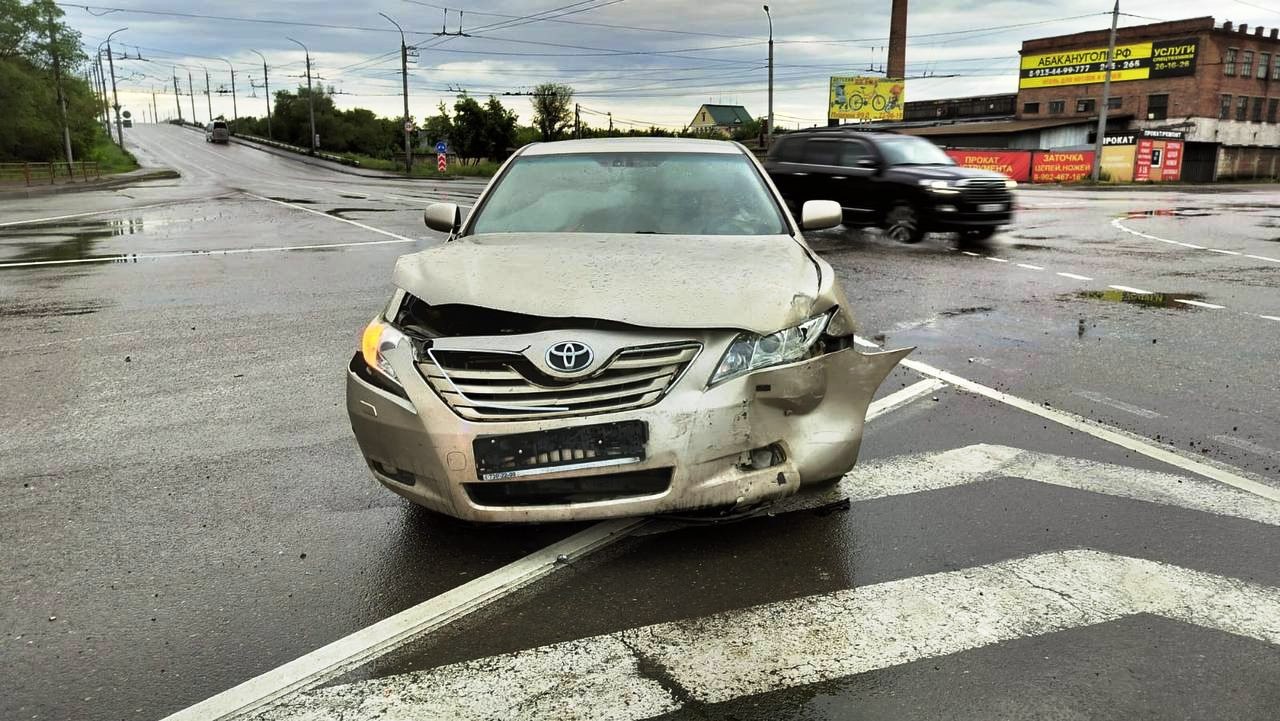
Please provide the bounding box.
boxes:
[0,168,180,200]
[222,132,482,183]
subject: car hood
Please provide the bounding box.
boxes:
[889,164,1008,182]
[392,233,824,335]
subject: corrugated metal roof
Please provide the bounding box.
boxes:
[698,104,754,125]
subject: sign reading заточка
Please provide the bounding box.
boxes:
[1019,38,1198,89]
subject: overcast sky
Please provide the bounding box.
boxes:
[63,0,1280,130]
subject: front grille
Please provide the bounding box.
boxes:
[420,342,701,421]
[959,178,1012,205]
[474,421,648,480]
[465,468,672,507]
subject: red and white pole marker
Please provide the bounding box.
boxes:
[437,153,447,172]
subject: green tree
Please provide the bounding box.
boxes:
[451,94,486,165]
[531,82,573,141]
[421,101,452,149]
[481,96,518,160]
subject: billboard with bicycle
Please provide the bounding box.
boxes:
[828,76,905,121]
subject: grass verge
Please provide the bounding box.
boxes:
[87,130,139,174]
[344,153,500,178]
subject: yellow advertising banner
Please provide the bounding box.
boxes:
[828,77,905,120]
[1019,38,1198,89]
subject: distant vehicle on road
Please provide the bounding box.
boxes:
[205,120,229,144]
[346,138,909,522]
[764,128,1015,244]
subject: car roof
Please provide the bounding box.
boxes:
[520,137,744,156]
[782,128,901,139]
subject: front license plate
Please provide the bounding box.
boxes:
[473,421,648,481]
[978,203,1006,212]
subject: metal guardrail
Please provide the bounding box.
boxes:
[0,161,102,187]
[171,119,361,167]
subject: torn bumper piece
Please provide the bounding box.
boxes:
[346,339,910,523]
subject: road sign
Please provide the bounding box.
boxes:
[437,153,447,172]
[404,121,413,133]
[435,141,448,154]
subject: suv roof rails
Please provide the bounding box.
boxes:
[791,125,901,135]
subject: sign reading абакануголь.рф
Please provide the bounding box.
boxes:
[1019,38,1198,89]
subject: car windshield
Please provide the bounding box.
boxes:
[469,151,786,235]
[877,136,955,166]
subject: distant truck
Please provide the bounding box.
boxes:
[205,120,229,144]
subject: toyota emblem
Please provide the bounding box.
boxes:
[546,341,594,373]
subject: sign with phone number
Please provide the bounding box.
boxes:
[1019,38,1198,89]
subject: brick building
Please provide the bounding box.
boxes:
[1017,17,1280,180]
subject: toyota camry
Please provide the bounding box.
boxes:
[346,137,910,522]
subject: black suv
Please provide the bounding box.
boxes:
[764,129,1014,243]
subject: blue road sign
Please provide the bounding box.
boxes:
[435,141,448,154]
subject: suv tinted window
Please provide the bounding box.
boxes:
[802,139,840,166]
[840,141,871,167]
[772,137,803,162]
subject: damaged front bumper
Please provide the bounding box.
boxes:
[346,332,909,523]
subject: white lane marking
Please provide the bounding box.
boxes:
[1073,389,1162,418]
[1260,315,1280,322]
[1246,254,1280,263]
[985,256,1009,263]
[0,329,143,354]
[1057,272,1093,281]
[254,550,1280,719]
[1174,299,1226,309]
[1207,248,1242,256]
[247,194,416,241]
[1108,284,1153,294]
[161,518,648,721]
[1016,263,1044,270]
[770,443,1280,526]
[0,200,197,227]
[0,237,417,269]
[1212,435,1280,462]
[852,336,1280,504]
[865,378,946,421]
[1113,217,1278,259]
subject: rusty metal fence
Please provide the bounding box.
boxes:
[0,161,102,187]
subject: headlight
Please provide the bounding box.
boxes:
[919,179,959,194]
[361,317,407,385]
[709,312,832,386]
[1004,178,1018,189]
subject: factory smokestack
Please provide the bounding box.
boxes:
[887,0,907,78]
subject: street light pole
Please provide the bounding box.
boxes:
[105,27,127,149]
[220,58,238,133]
[203,65,213,121]
[172,68,183,122]
[763,5,774,148]
[251,49,272,139]
[380,12,413,174]
[287,37,317,155]
[187,70,197,124]
[43,6,74,164]
[1091,0,1120,182]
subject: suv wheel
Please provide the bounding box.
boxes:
[884,202,925,244]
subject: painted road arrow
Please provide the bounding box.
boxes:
[254,549,1280,721]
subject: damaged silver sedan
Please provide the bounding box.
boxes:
[347,138,909,522]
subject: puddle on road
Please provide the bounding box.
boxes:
[939,305,995,317]
[1124,208,1215,219]
[1,217,144,264]
[324,208,398,219]
[268,197,316,204]
[1072,289,1208,309]
[0,299,108,318]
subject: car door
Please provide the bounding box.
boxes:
[836,139,879,225]
[764,136,809,209]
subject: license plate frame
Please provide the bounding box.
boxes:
[977,203,1006,213]
[473,421,648,481]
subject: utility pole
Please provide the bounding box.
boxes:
[1091,0,1120,182]
[95,47,110,138]
[172,69,183,122]
[380,13,413,174]
[151,90,158,124]
[288,37,317,154]
[44,10,73,164]
[221,58,238,133]
[251,50,272,139]
[763,5,774,147]
[187,70,197,124]
[574,103,581,139]
[105,28,127,149]
[608,112,613,135]
[203,66,213,121]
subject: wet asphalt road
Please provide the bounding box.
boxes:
[2,124,1278,721]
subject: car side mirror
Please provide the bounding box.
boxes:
[801,200,842,231]
[424,203,462,233]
